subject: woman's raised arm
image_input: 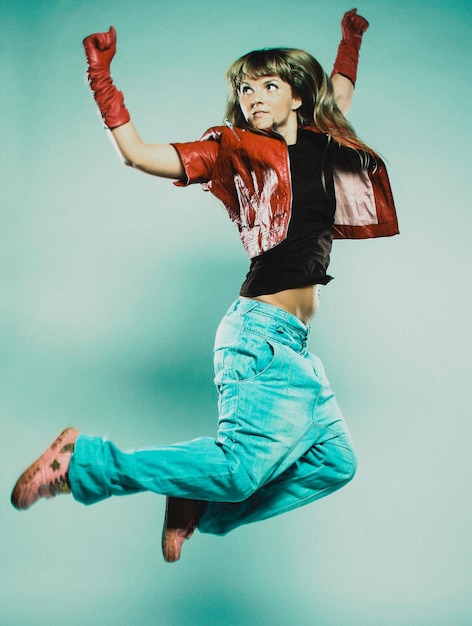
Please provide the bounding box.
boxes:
[330,9,370,115]
[83,26,184,180]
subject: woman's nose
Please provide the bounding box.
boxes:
[250,88,264,106]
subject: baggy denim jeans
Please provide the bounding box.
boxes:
[68,298,357,536]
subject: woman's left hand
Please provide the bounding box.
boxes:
[341,8,369,41]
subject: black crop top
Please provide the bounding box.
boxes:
[240,129,336,297]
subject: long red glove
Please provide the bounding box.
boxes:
[331,9,369,86]
[83,26,130,129]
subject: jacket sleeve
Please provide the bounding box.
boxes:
[171,128,222,187]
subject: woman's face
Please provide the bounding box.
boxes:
[238,75,301,143]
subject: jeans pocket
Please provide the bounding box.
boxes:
[216,337,277,385]
[232,338,277,383]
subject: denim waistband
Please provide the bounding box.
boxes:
[225,298,310,353]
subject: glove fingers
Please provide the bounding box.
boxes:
[96,27,116,52]
[350,14,369,34]
[83,26,116,53]
[343,8,358,20]
[342,9,369,37]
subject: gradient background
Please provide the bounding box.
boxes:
[1,0,471,624]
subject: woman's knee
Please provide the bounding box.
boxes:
[344,449,358,483]
[326,440,357,486]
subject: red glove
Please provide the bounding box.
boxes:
[83,26,130,129]
[331,9,369,86]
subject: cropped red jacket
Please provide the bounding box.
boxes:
[172,124,398,259]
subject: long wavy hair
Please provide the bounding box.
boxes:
[225,47,376,165]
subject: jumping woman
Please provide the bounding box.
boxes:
[11,9,398,563]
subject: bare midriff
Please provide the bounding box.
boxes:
[251,284,321,325]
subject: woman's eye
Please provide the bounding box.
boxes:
[240,86,252,95]
[266,83,277,91]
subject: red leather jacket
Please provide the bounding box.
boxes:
[172,124,398,259]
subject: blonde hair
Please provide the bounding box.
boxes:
[225,48,375,165]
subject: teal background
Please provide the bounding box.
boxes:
[1,0,471,624]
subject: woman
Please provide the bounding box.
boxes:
[11,10,398,564]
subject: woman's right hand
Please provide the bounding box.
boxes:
[83,26,117,71]
[82,25,130,130]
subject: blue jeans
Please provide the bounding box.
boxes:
[68,298,357,535]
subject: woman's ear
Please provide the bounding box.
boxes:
[292,95,303,111]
